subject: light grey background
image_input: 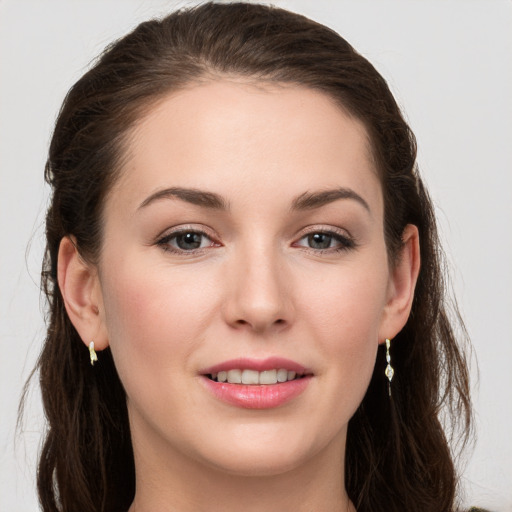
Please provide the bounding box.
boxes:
[1,1,511,511]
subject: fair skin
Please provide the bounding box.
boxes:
[58,80,420,512]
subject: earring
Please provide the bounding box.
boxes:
[385,338,394,397]
[89,341,98,366]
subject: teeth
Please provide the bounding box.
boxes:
[277,369,288,382]
[241,369,259,384]
[259,369,277,385]
[211,368,302,384]
[227,369,242,384]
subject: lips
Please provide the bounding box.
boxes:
[199,357,312,409]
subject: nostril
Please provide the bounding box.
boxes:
[232,317,286,330]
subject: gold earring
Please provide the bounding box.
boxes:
[385,338,394,397]
[89,341,98,366]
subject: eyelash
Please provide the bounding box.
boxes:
[156,227,220,254]
[156,227,357,255]
[293,228,356,253]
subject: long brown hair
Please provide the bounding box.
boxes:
[32,3,472,511]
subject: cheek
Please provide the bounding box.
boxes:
[302,261,388,341]
[99,258,216,378]
[298,260,388,392]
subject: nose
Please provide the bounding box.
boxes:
[223,245,294,334]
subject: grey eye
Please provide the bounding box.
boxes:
[307,233,334,249]
[294,230,355,252]
[173,232,207,250]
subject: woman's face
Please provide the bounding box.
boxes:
[93,80,410,477]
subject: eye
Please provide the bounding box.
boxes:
[157,229,218,253]
[294,230,355,252]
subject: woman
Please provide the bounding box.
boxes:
[34,2,474,511]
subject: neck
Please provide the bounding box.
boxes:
[128,423,355,512]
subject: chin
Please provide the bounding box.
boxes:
[206,449,310,478]
[193,428,336,478]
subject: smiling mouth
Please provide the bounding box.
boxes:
[207,369,307,385]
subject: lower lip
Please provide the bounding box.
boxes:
[201,376,312,409]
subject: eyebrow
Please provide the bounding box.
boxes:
[138,187,229,210]
[138,185,370,214]
[291,188,370,213]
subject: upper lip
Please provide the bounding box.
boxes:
[200,357,310,375]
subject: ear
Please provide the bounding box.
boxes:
[57,236,109,351]
[378,224,421,342]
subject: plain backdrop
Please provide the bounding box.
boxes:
[1,1,511,511]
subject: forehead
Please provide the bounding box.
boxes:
[110,80,382,215]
